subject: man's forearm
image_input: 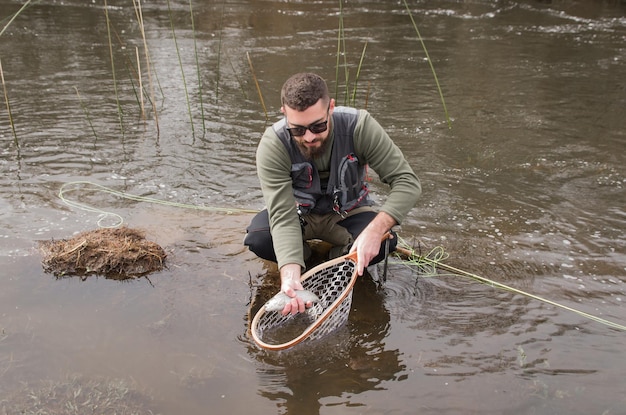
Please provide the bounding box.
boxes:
[364,211,397,235]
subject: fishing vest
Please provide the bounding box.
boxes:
[272,106,374,216]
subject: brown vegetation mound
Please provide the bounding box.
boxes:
[38,227,166,279]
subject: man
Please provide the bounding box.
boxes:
[245,73,421,315]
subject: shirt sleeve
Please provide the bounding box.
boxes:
[353,110,422,225]
[256,127,306,270]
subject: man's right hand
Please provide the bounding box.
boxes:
[279,263,307,316]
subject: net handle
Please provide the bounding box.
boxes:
[251,233,392,351]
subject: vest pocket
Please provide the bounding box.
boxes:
[335,153,371,213]
[291,162,313,189]
[291,162,317,214]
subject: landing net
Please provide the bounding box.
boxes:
[250,252,358,351]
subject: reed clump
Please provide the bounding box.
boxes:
[38,227,166,279]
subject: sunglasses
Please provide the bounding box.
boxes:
[287,121,328,137]
[286,105,330,137]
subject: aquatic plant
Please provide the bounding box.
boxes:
[189,0,206,133]
[1,375,158,415]
[335,0,347,103]
[333,0,370,108]
[402,0,451,128]
[74,87,98,141]
[0,0,33,37]
[0,59,17,146]
[38,227,166,279]
[132,0,160,135]
[167,0,195,138]
[350,41,368,107]
[0,0,35,148]
[215,0,226,109]
[247,52,268,121]
[104,0,124,135]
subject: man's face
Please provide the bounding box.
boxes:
[282,98,335,159]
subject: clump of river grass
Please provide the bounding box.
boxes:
[38,227,167,280]
[0,374,159,415]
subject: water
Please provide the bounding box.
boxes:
[1,0,625,413]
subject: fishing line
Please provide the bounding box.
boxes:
[58,181,625,332]
[58,180,259,228]
[394,239,626,332]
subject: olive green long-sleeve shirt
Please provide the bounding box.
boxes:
[256,108,421,269]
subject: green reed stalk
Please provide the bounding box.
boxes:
[226,53,247,99]
[147,53,164,105]
[402,0,451,129]
[111,27,144,116]
[334,0,344,101]
[188,0,205,133]
[215,0,226,108]
[124,63,141,112]
[118,42,154,116]
[104,0,124,135]
[334,0,353,105]
[0,59,18,147]
[247,52,267,121]
[135,46,145,118]
[0,0,33,37]
[349,41,367,107]
[340,35,349,105]
[132,0,160,136]
[127,44,162,111]
[74,87,98,140]
[167,0,195,137]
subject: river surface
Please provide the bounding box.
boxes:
[1,1,625,414]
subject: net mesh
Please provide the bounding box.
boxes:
[251,256,357,350]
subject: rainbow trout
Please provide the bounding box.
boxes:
[264,290,320,312]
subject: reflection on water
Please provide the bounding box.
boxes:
[1,0,625,413]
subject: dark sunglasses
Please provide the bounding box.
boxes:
[286,105,331,137]
[286,120,329,137]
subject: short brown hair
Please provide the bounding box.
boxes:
[281,73,329,111]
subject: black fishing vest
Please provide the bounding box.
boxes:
[272,106,374,216]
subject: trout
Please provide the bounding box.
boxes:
[264,289,320,312]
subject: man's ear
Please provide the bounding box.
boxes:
[280,106,285,114]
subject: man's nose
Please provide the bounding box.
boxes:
[302,129,317,141]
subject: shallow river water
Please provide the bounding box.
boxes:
[1,1,625,414]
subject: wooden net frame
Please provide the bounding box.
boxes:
[250,251,359,351]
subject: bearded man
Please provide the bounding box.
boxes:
[244,73,421,315]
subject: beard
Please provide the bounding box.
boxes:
[295,135,330,160]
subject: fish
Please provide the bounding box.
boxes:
[264,289,321,312]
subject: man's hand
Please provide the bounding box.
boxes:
[349,212,396,276]
[279,263,308,316]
